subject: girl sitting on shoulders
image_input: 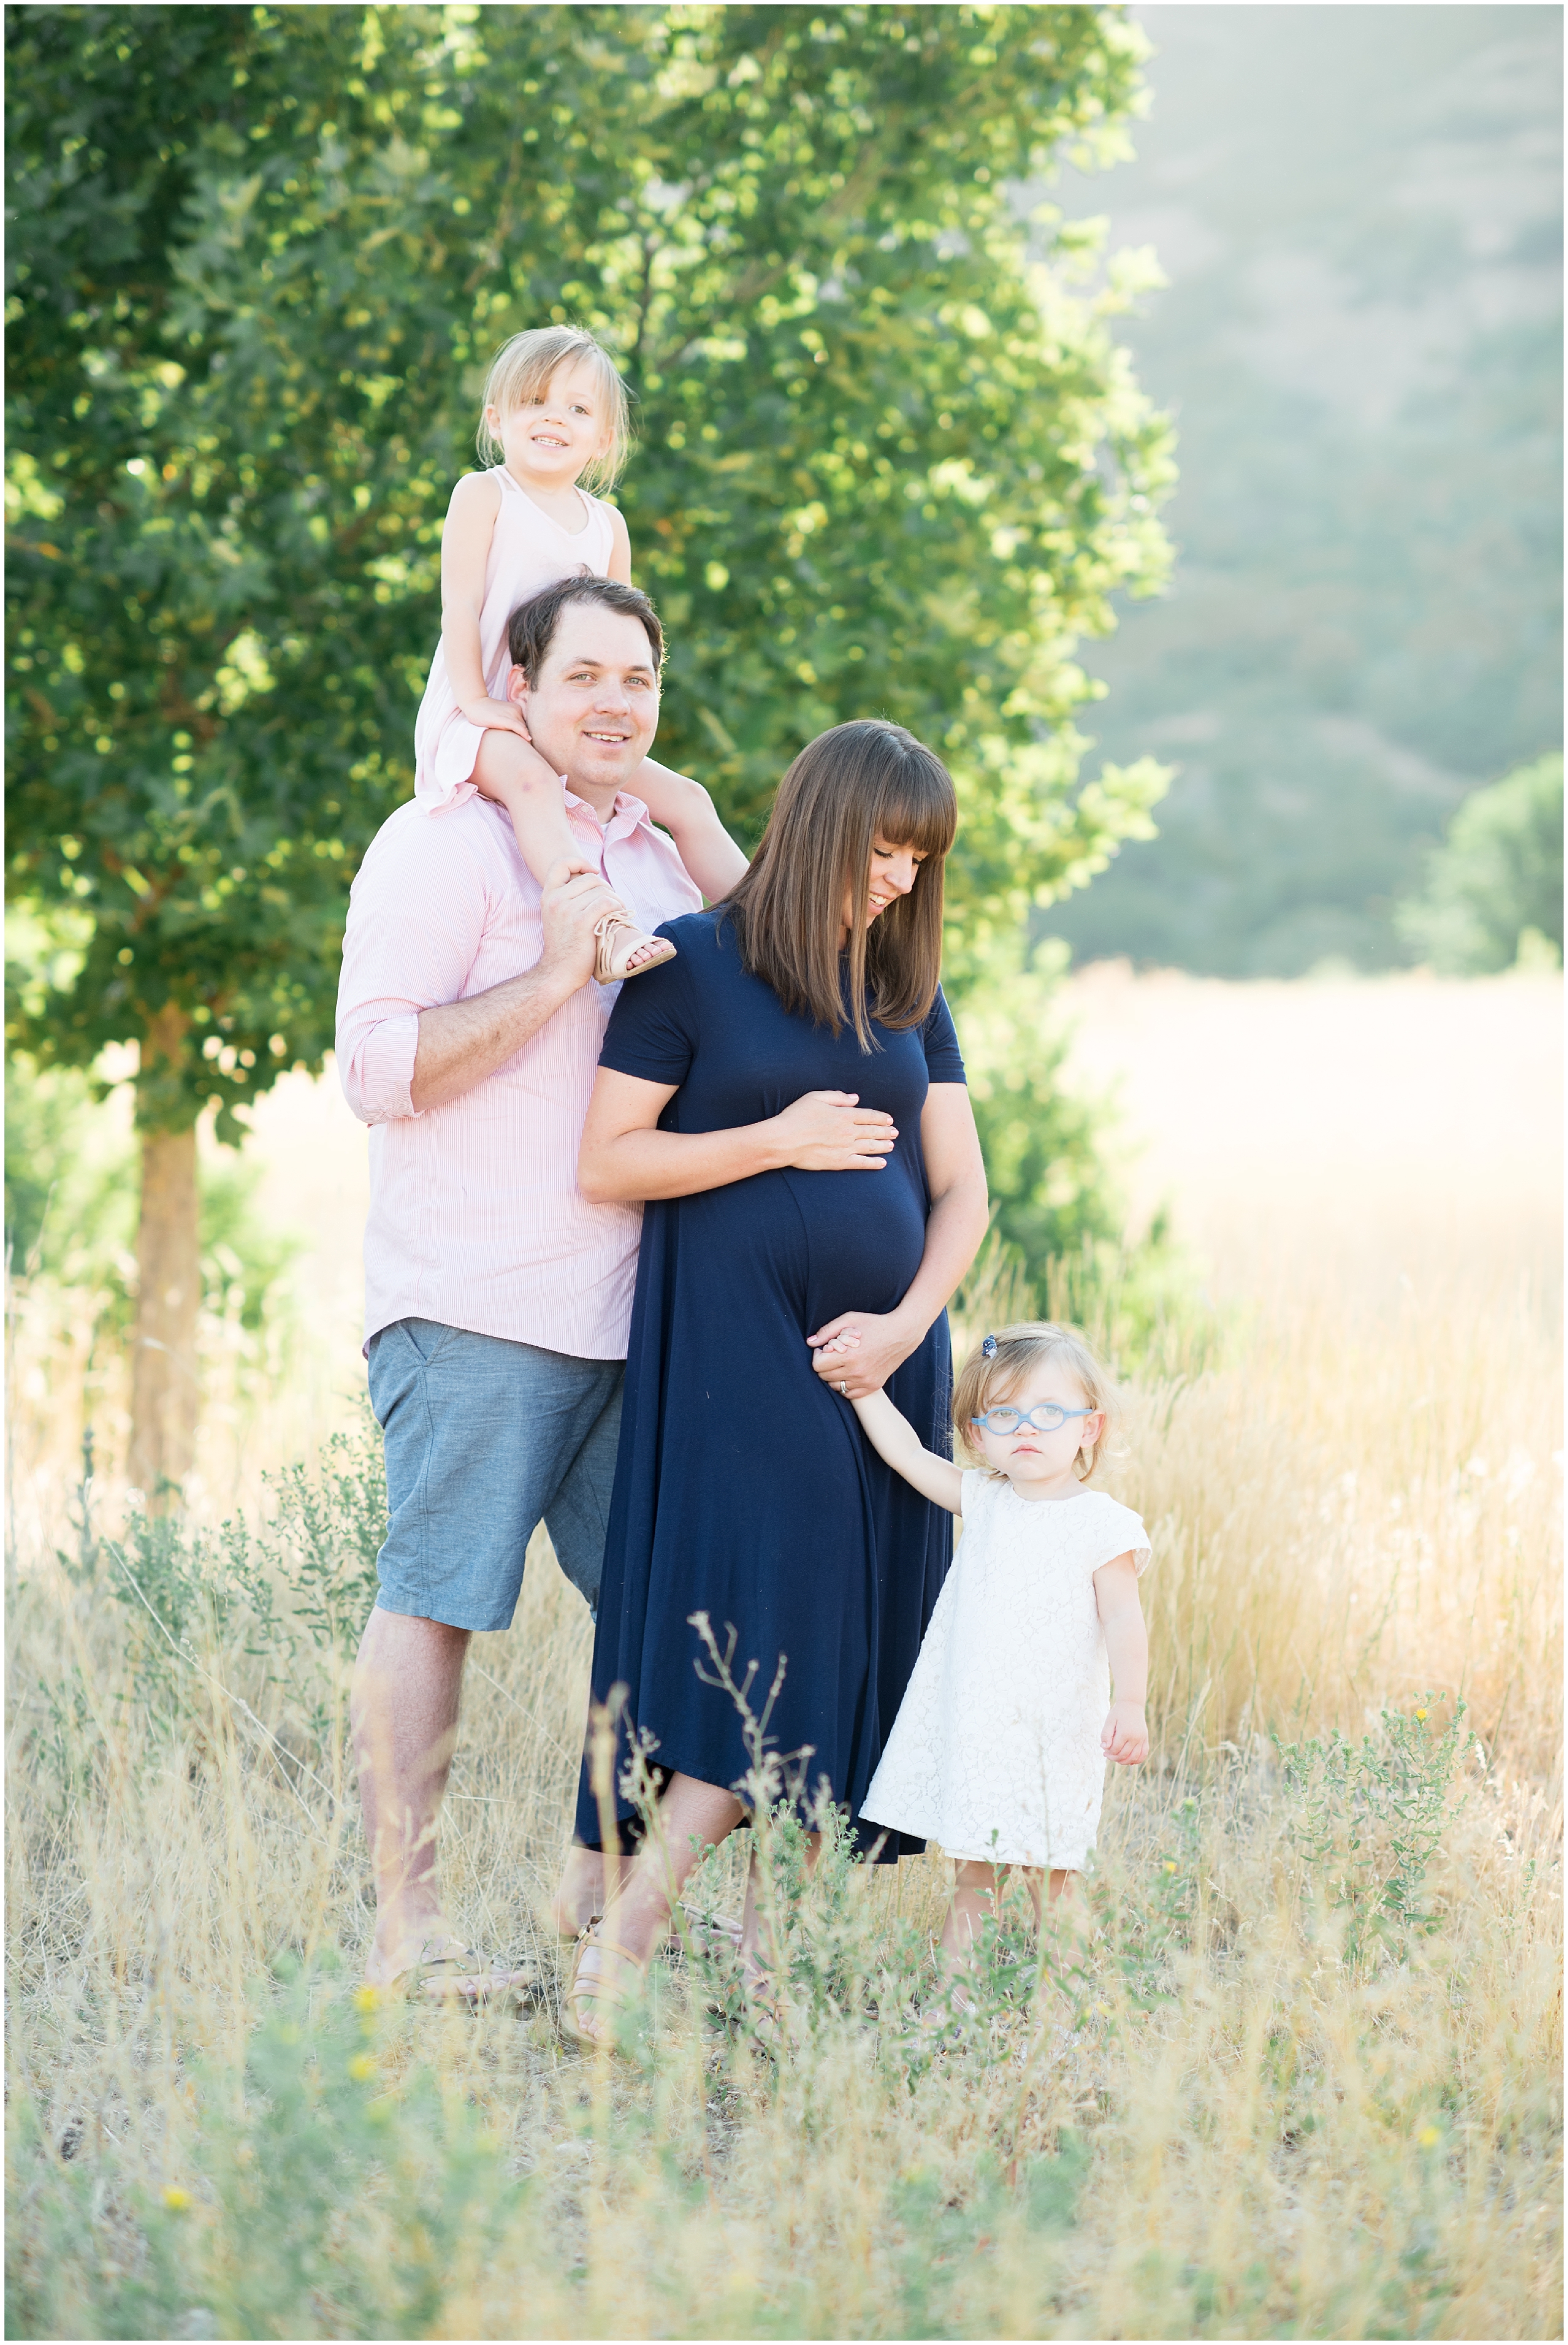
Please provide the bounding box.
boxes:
[414,324,746,981]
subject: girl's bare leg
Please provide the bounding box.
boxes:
[472,728,585,883]
[935,1862,1075,2012]
[940,1859,1006,1962]
[1020,1866,1076,1932]
[472,730,670,974]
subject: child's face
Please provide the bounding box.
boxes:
[970,1366,1103,1494]
[489,358,611,485]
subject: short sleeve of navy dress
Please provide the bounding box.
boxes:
[575,907,967,1860]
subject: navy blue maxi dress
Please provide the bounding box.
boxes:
[573,908,967,1861]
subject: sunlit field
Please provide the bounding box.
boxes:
[6,971,1561,2341]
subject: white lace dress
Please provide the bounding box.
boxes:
[861,1473,1150,1870]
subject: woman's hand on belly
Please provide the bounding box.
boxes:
[807,1305,924,1399]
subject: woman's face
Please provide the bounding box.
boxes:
[839,838,928,945]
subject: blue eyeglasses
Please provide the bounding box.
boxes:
[970,1402,1094,1437]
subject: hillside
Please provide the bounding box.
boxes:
[1044,4,1562,974]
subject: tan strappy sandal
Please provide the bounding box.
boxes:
[384,1938,537,2006]
[561,1925,647,2050]
[593,912,677,985]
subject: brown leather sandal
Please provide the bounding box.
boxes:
[593,913,677,984]
[561,1925,647,2050]
[386,1940,537,2005]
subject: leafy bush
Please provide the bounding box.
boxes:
[1274,1698,1471,1966]
[7,1959,522,2344]
[36,1412,387,1805]
[959,943,1120,1276]
[1395,754,1564,974]
[954,939,1214,1374]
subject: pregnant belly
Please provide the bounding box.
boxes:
[671,1164,928,1331]
[781,1164,927,1323]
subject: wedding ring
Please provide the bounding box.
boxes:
[838,1380,847,1395]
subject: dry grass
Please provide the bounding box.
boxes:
[5,971,1562,2339]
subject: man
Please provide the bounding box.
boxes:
[336,575,730,1996]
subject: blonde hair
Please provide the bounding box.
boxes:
[476,326,631,491]
[952,1320,1121,1483]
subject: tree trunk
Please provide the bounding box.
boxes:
[128,1009,201,1506]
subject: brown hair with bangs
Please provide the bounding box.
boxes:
[723,720,958,1046]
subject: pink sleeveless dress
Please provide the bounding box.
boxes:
[413,465,616,812]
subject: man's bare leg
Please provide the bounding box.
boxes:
[351,1605,473,1987]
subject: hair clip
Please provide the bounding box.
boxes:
[981,1335,997,1358]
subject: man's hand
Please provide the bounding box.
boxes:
[409,864,626,1115]
[462,695,532,738]
[807,1308,924,1399]
[1101,1701,1149,1765]
[766,1090,898,1172]
[536,863,628,994]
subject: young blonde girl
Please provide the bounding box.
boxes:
[414,325,747,979]
[845,1321,1151,1990]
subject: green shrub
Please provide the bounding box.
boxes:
[953,939,1214,1375]
[34,1411,387,1804]
[6,1960,524,2343]
[1274,1698,1471,1966]
[1395,754,1563,974]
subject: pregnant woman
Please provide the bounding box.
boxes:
[561,718,989,2042]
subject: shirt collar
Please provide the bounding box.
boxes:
[564,784,654,844]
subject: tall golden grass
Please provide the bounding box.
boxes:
[6,972,1562,2339]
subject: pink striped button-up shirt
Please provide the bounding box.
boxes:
[336,789,701,1358]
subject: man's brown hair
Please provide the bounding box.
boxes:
[723,719,958,1046]
[507,576,664,681]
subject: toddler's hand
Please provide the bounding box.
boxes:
[1101,1700,1149,1766]
[463,696,532,738]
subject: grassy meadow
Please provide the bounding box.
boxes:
[6,970,1562,2341]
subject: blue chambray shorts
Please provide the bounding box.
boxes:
[366,1317,623,1632]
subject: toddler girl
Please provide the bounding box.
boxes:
[849,1321,1151,1987]
[414,325,747,980]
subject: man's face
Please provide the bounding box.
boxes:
[509,605,660,803]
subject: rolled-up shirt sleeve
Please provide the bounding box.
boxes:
[336,814,492,1127]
